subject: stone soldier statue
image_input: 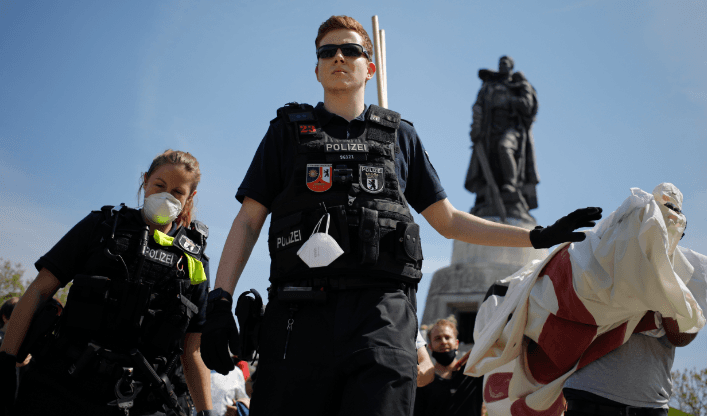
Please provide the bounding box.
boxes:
[464,56,540,222]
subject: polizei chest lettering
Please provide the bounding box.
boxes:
[276,229,302,249]
[145,247,178,267]
[325,143,368,153]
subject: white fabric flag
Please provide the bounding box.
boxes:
[464,187,706,416]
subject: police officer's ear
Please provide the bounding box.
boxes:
[315,64,320,82]
[366,61,376,82]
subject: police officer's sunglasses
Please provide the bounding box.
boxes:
[316,43,371,61]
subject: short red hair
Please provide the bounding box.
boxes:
[428,318,459,342]
[315,15,373,62]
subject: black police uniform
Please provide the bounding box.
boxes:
[13,206,209,416]
[237,102,446,416]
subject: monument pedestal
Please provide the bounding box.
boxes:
[420,216,548,348]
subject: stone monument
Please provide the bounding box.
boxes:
[420,56,548,348]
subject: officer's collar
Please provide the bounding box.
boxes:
[314,102,369,126]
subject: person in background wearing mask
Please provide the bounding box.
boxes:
[0,150,214,416]
[415,318,483,416]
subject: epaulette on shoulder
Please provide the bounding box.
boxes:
[95,205,114,214]
[275,102,316,123]
[401,118,414,127]
[367,104,401,129]
[93,205,115,223]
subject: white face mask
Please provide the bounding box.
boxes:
[297,213,344,268]
[143,192,183,225]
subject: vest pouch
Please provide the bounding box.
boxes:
[111,278,152,330]
[141,287,198,354]
[358,207,380,265]
[310,205,350,255]
[64,275,112,332]
[395,222,423,263]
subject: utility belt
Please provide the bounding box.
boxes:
[52,341,189,416]
[566,400,667,416]
[273,276,416,303]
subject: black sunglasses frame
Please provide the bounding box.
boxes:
[316,43,371,61]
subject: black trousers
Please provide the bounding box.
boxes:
[250,286,419,416]
[563,389,668,416]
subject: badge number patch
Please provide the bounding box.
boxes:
[359,165,385,193]
[299,124,317,134]
[306,164,332,192]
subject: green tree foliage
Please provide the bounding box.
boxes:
[55,282,72,306]
[1,258,26,304]
[0,259,72,307]
[671,367,707,416]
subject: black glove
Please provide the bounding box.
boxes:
[1,351,17,416]
[201,290,240,375]
[529,207,602,249]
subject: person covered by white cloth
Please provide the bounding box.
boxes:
[465,183,707,416]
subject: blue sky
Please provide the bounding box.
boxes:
[1,1,706,373]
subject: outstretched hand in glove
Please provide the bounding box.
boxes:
[200,290,240,375]
[529,207,603,249]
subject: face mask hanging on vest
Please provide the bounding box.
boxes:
[143,192,183,225]
[297,213,344,268]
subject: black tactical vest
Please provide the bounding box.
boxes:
[267,103,423,284]
[59,205,208,361]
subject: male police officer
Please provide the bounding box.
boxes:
[200,15,602,416]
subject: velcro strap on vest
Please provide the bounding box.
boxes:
[178,293,199,316]
[365,105,401,145]
[358,207,379,264]
[368,105,401,129]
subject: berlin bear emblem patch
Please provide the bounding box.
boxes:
[306,164,332,192]
[359,165,385,193]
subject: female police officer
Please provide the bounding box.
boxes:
[0,150,214,416]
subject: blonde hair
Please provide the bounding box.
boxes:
[427,316,458,342]
[139,149,201,227]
